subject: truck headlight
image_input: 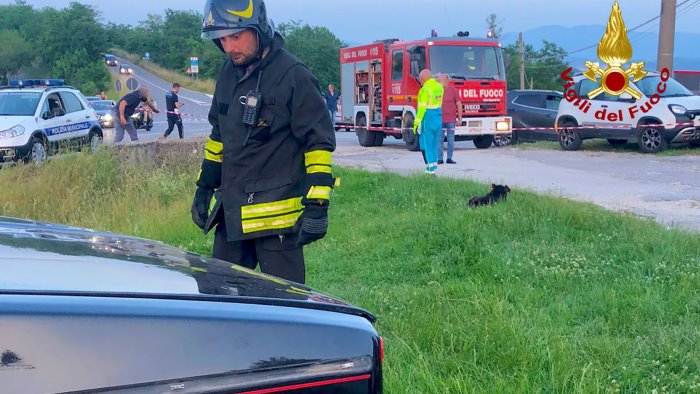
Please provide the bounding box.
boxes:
[496,120,510,131]
[669,104,688,115]
[0,125,25,139]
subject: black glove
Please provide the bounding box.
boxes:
[297,203,328,246]
[191,187,214,230]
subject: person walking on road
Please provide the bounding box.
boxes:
[437,73,462,164]
[323,84,340,125]
[191,0,337,284]
[413,69,443,175]
[162,83,185,140]
[114,87,160,143]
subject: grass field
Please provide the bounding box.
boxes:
[1,150,699,393]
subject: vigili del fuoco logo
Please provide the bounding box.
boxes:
[560,0,671,122]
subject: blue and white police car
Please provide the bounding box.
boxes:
[0,79,103,164]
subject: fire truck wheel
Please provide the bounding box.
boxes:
[372,131,384,146]
[401,115,420,151]
[356,115,375,147]
[473,135,494,149]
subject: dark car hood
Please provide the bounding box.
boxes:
[0,217,374,321]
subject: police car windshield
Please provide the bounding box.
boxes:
[429,45,505,81]
[636,75,694,98]
[0,92,42,116]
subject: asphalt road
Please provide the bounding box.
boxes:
[104,61,700,232]
[105,58,213,143]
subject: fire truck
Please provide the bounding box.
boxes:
[339,33,512,150]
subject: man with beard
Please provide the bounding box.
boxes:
[191,0,337,284]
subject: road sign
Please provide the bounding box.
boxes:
[126,78,139,91]
[190,56,199,74]
[115,80,122,92]
[144,52,150,60]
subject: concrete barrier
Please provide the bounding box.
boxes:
[108,137,206,169]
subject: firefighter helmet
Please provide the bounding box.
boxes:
[201,0,275,52]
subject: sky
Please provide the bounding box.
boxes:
[2,0,700,44]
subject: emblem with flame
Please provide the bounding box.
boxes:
[583,1,647,99]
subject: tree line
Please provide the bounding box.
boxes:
[0,1,344,94]
[0,2,567,95]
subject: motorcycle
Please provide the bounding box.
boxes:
[130,105,154,132]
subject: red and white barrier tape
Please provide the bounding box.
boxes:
[345,122,699,133]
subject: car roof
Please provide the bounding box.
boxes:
[0,217,375,321]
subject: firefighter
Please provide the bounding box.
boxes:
[413,69,444,175]
[191,0,336,284]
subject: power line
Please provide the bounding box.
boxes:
[526,0,697,62]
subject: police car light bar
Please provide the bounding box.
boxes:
[9,79,66,88]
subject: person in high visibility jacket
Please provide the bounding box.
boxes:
[413,69,444,174]
[190,0,336,284]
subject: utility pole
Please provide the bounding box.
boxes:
[518,32,525,90]
[657,0,676,72]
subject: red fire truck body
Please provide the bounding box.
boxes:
[339,36,512,150]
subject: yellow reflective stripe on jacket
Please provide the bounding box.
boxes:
[241,211,302,234]
[241,197,303,220]
[304,150,332,174]
[306,165,332,174]
[306,185,331,200]
[204,137,223,163]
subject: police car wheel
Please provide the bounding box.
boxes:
[29,137,47,164]
[89,131,102,153]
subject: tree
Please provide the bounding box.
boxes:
[277,21,344,88]
[0,29,33,83]
[486,14,503,39]
[503,40,569,90]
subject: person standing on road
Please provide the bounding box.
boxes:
[323,84,340,125]
[114,87,160,143]
[191,0,337,284]
[413,69,443,175]
[437,73,462,164]
[162,83,185,140]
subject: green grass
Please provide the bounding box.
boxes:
[110,48,215,94]
[514,139,700,156]
[1,151,700,393]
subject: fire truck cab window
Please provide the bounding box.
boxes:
[429,45,504,81]
[409,46,426,79]
[392,50,403,81]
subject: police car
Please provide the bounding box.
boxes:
[0,79,103,164]
[556,70,700,153]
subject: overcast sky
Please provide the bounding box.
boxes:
[3,0,700,44]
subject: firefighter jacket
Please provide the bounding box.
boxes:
[197,33,336,242]
[413,78,444,133]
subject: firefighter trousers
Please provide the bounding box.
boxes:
[419,110,442,173]
[212,211,306,284]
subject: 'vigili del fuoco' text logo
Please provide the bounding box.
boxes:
[560,0,670,122]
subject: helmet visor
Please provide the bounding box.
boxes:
[202,27,248,40]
